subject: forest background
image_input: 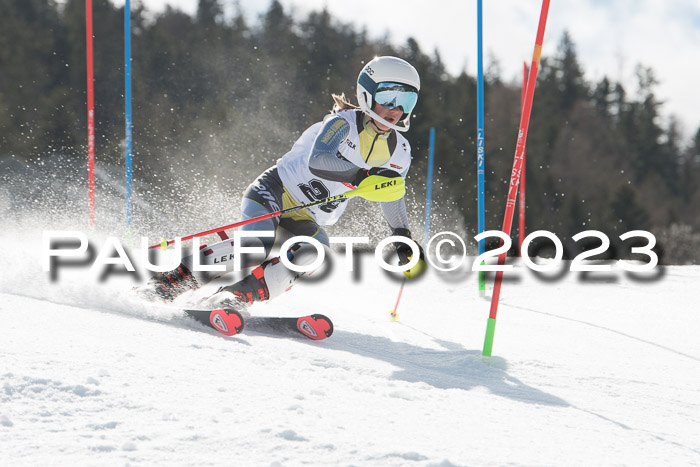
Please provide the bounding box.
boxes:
[2,0,699,264]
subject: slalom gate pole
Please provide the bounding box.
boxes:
[86,0,95,228]
[423,127,436,242]
[518,62,528,255]
[476,0,487,296]
[124,0,133,231]
[482,0,550,358]
[149,177,405,250]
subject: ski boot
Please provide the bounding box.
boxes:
[138,263,200,302]
[204,257,279,311]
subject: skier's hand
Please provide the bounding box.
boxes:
[350,167,405,202]
[392,228,427,279]
[351,167,401,187]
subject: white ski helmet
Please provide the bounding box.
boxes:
[356,56,420,132]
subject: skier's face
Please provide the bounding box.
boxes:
[371,102,404,132]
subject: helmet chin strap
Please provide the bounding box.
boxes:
[367,117,390,135]
[366,108,411,133]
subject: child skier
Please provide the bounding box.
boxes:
[141,56,427,308]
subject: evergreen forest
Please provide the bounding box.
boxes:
[2,0,699,263]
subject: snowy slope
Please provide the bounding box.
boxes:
[1,244,699,466]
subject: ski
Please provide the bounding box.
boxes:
[184,308,333,340]
[247,314,334,340]
[185,307,245,336]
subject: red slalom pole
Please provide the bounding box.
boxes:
[518,62,528,255]
[86,0,96,228]
[482,0,550,358]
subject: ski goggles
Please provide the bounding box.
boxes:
[373,82,419,113]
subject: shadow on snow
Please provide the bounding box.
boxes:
[324,329,569,408]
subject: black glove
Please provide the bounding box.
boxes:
[392,228,424,266]
[351,167,401,187]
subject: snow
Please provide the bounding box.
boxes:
[2,240,700,466]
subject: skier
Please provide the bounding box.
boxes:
[140,56,427,308]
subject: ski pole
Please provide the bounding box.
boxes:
[389,277,406,321]
[149,175,405,250]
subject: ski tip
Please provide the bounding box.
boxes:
[209,308,245,336]
[297,314,334,340]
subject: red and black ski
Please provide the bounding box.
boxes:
[184,308,333,340]
[185,308,245,336]
[247,314,334,340]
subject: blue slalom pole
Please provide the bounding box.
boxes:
[424,127,436,243]
[124,0,133,230]
[476,0,486,295]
